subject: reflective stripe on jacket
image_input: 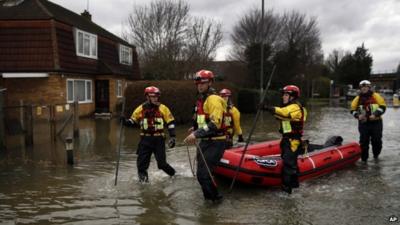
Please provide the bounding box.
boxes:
[273,102,306,139]
[130,102,175,135]
[350,92,386,120]
[194,94,227,139]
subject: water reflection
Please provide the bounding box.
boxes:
[134,186,177,225]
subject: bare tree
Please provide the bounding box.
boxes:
[229,8,282,62]
[278,10,322,65]
[124,0,222,80]
[181,17,223,78]
[273,10,323,95]
[325,49,346,80]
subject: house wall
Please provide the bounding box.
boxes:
[0,74,95,116]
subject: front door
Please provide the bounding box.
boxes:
[95,80,109,113]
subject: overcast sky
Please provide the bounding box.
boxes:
[50,0,400,73]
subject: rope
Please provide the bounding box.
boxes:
[194,141,217,187]
[186,144,196,177]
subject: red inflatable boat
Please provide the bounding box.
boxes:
[214,139,361,187]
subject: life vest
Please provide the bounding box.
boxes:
[357,94,380,117]
[195,96,227,137]
[280,103,307,139]
[140,103,164,134]
[223,106,233,138]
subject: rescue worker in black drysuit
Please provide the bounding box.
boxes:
[263,85,307,194]
[184,69,227,202]
[125,86,176,182]
[350,80,386,163]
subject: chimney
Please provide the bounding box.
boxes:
[81,10,92,21]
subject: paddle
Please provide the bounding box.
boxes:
[229,65,276,192]
[114,97,126,186]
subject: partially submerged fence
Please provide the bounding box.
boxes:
[0,100,79,159]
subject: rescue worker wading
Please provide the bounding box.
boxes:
[126,86,176,182]
[350,80,386,163]
[219,88,244,149]
[184,70,227,202]
[263,85,306,194]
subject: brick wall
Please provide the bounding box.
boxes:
[0,73,129,117]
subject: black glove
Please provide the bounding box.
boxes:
[119,116,126,123]
[168,137,176,148]
[237,135,244,142]
[351,111,359,119]
[123,118,135,127]
[265,105,275,114]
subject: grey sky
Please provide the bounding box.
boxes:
[50,0,400,73]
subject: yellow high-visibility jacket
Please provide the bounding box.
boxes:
[130,103,175,135]
[350,92,386,120]
[194,94,227,139]
[226,105,242,137]
[272,102,306,138]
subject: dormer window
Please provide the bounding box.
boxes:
[119,44,132,65]
[74,28,97,59]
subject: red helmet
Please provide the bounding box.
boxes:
[144,86,160,97]
[282,85,300,98]
[219,88,232,97]
[194,70,214,84]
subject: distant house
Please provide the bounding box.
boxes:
[370,72,400,91]
[0,0,140,116]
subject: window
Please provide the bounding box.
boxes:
[67,79,93,103]
[75,28,97,59]
[119,44,132,65]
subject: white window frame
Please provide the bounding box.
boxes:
[74,28,98,59]
[66,79,93,103]
[116,80,123,97]
[119,44,132,65]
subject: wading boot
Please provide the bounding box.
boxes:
[282,185,292,194]
[139,173,149,183]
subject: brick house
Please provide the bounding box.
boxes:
[370,72,400,91]
[0,0,140,116]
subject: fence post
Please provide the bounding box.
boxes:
[73,101,79,138]
[65,136,74,165]
[20,100,24,129]
[50,105,56,143]
[24,104,34,147]
[0,89,5,151]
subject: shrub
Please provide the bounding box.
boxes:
[124,81,237,124]
[237,88,281,113]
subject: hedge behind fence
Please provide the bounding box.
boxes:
[122,80,285,124]
[123,81,237,124]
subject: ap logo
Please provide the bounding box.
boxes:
[389,215,398,222]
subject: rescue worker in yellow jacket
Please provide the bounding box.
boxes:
[263,85,306,194]
[350,80,386,163]
[184,70,227,202]
[219,88,244,149]
[125,86,176,182]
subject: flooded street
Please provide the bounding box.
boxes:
[1,101,399,225]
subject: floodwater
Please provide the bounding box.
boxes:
[0,100,399,225]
